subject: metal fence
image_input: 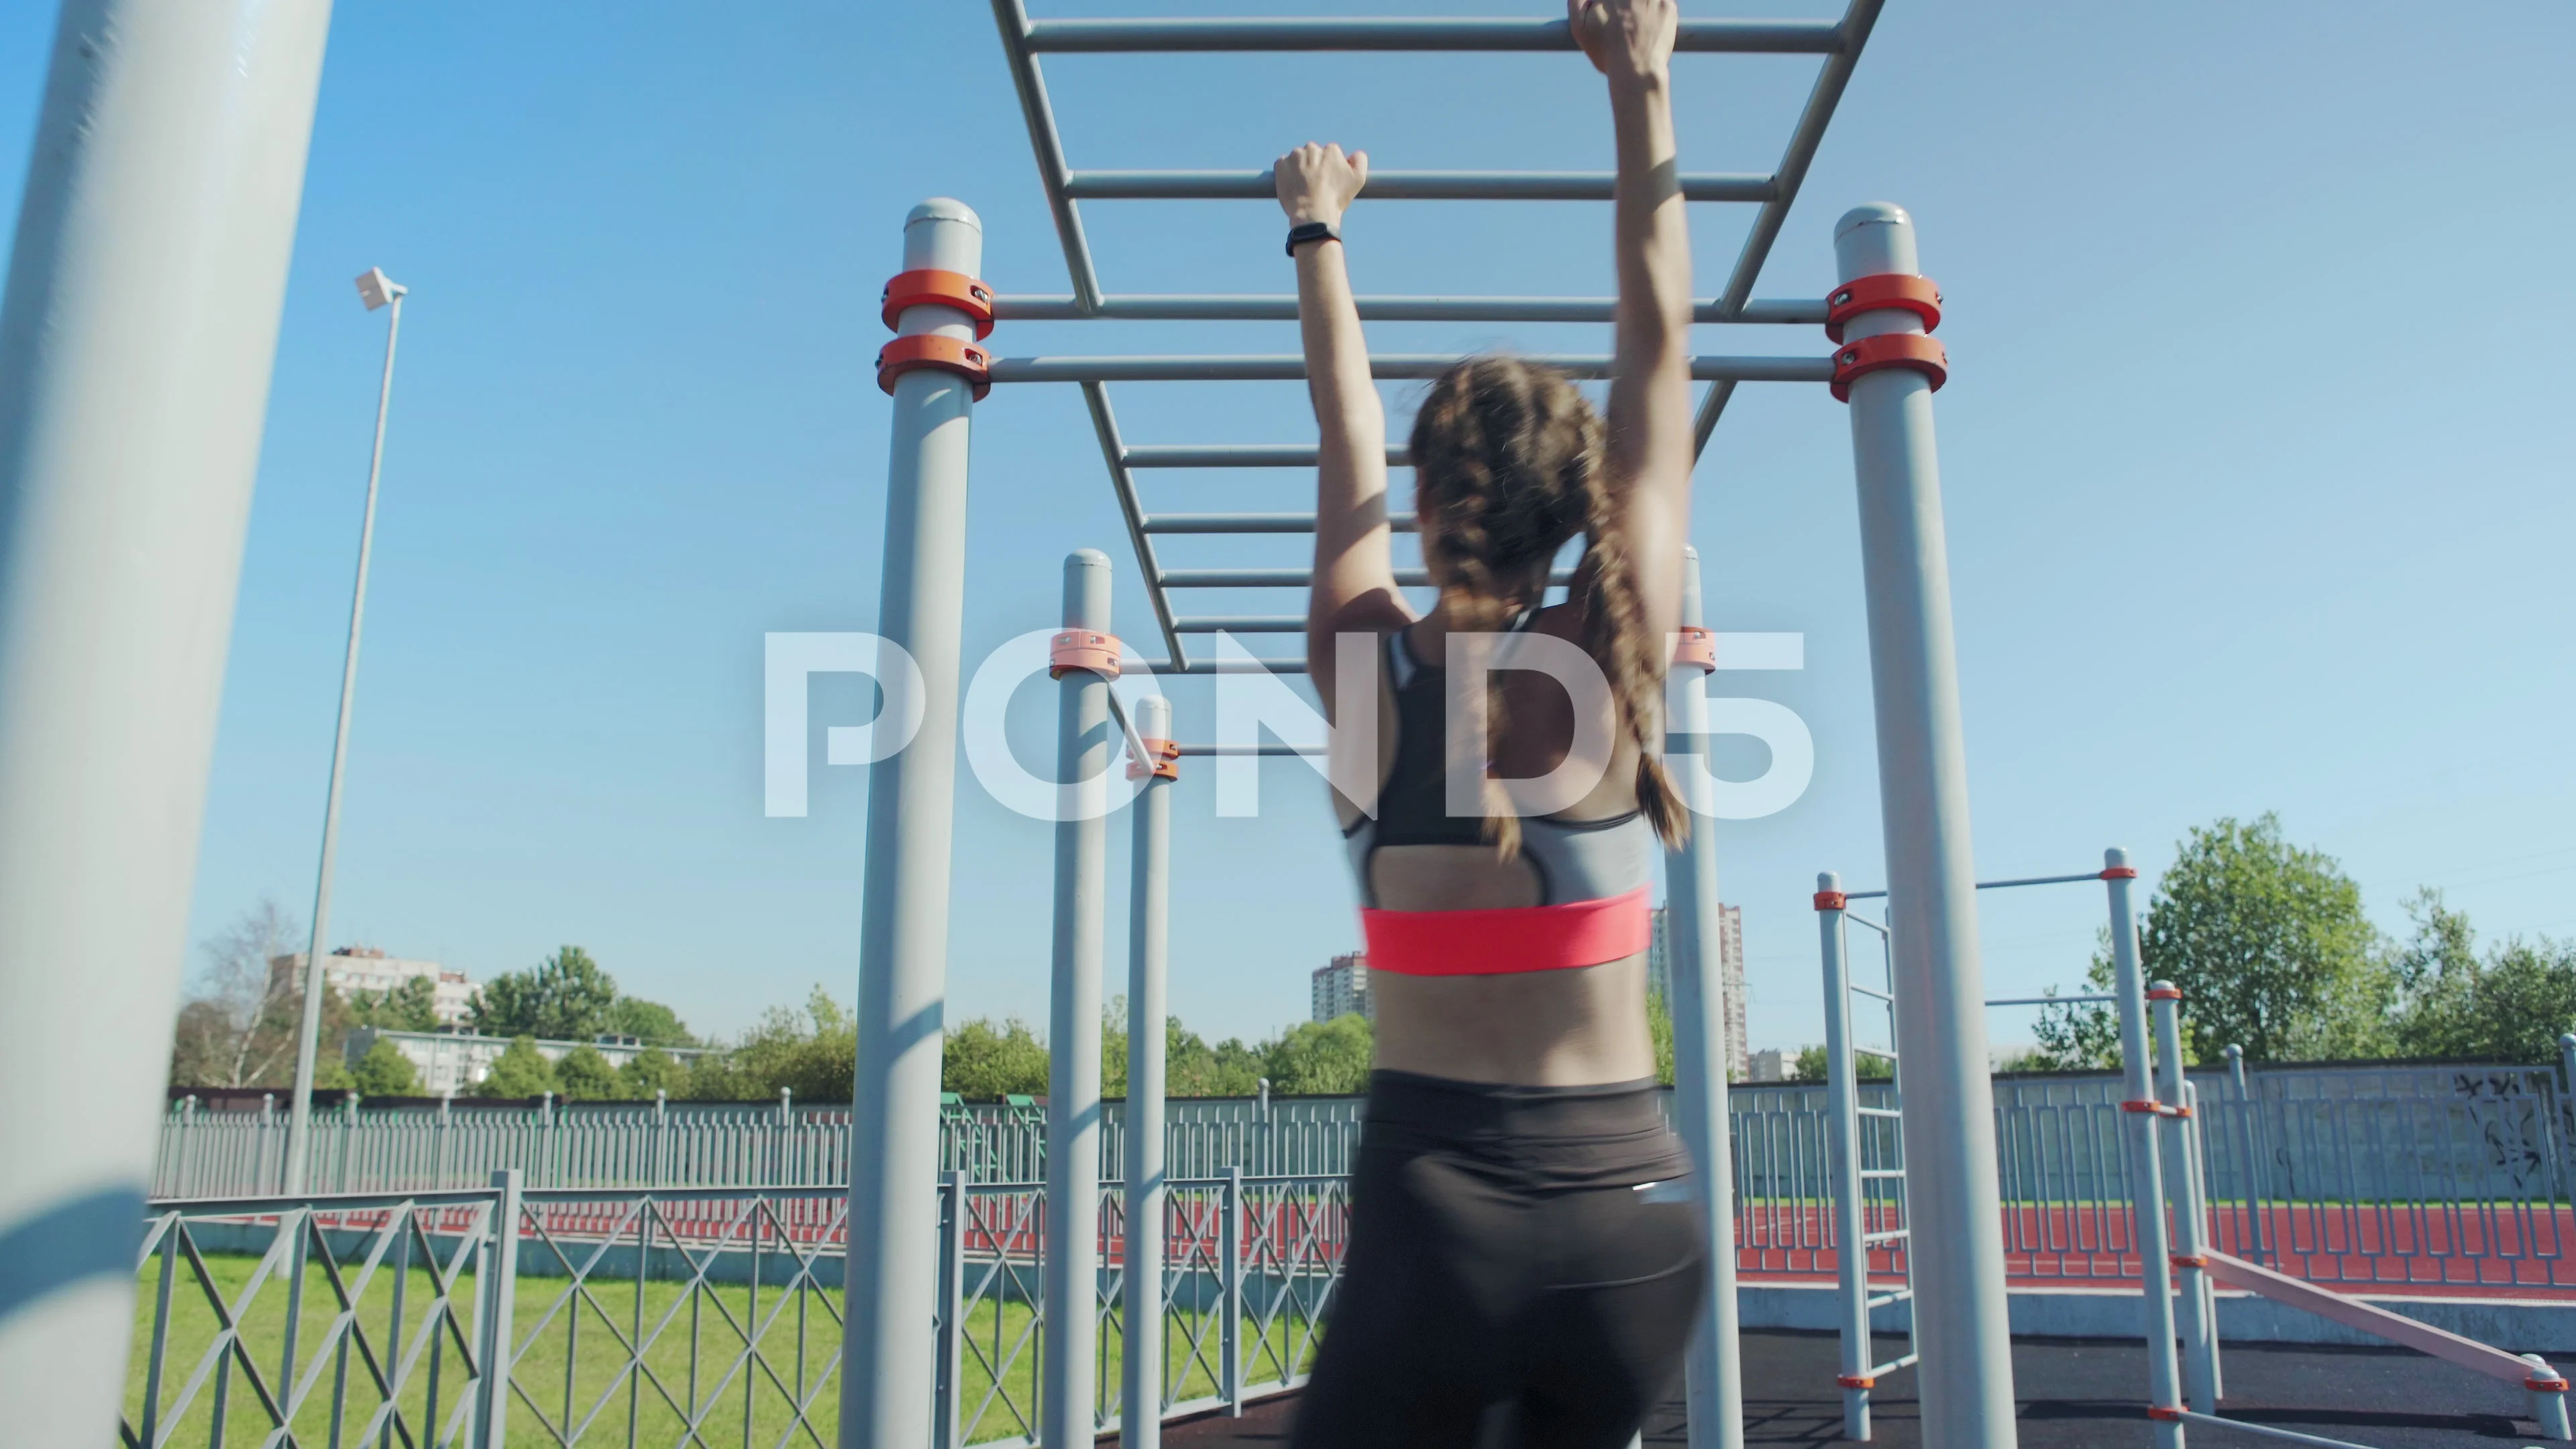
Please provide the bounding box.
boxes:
[121,1170,1341,1448]
[153,1061,2576,1295]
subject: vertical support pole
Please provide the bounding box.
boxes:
[1664,547,1743,1449]
[1043,549,1112,1449]
[2522,1355,2573,1442]
[2105,851,2184,1447]
[2151,987,2218,1413]
[841,197,983,1449]
[2184,1081,2221,1403]
[476,1169,522,1449]
[935,1171,966,1449]
[0,0,337,1428]
[1221,1166,1244,1416]
[1816,875,1873,1441]
[1123,695,1174,1449]
[2223,1046,2265,1267]
[1835,203,2016,1448]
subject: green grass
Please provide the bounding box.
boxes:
[127,1250,1320,1448]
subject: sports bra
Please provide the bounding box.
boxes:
[1344,622,1654,977]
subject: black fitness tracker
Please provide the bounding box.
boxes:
[1286,221,1340,256]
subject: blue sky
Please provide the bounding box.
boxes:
[4,1,2571,1055]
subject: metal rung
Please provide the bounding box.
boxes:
[1136,658,1307,676]
[1175,743,1319,757]
[1862,1228,1909,1245]
[987,354,1836,385]
[1141,512,1418,535]
[1856,1106,1902,1118]
[1161,567,1574,589]
[1859,1169,1905,1179]
[1067,170,1775,203]
[1173,616,1301,633]
[1020,17,1847,55]
[1869,1353,1921,1376]
[1001,296,1829,326]
[1847,983,1892,1002]
[1123,445,1409,468]
[1864,1289,1913,1309]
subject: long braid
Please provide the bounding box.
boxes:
[1578,474,1690,849]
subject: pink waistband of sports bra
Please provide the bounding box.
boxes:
[1360,886,1652,977]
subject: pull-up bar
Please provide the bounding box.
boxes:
[1019,16,1851,54]
[997,297,1829,323]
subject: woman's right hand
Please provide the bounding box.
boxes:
[1275,142,1368,228]
[1568,0,1678,87]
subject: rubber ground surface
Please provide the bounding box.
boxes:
[1140,1331,2563,1446]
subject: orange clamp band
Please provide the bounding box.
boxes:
[1825,273,1943,343]
[1049,631,1122,681]
[1831,333,1948,402]
[2171,1253,2208,1269]
[2528,1375,2570,1392]
[2100,865,2139,879]
[2120,1099,2175,1116]
[2146,987,2183,1001]
[1672,626,1717,675]
[881,268,996,339]
[2147,1405,2184,1423]
[1127,737,1181,782]
[1835,1374,1877,1390]
[877,335,991,401]
[1814,891,1848,912]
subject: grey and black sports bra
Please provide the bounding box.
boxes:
[1342,621,1656,911]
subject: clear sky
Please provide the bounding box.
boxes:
[3,1,2569,1056]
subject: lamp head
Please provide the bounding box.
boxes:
[355,267,405,310]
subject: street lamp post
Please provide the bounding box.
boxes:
[282,268,409,1195]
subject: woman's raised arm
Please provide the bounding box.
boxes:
[1573,0,1692,633]
[1281,143,1407,715]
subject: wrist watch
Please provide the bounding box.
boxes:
[1287,220,1340,256]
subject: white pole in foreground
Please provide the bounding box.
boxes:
[1044,549,1113,1448]
[284,268,407,1195]
[2104,851,2185,1448]
[1664,547,1743,1449]
[0,0,336,1436]
[1123,693,1175,1449]
[842,197,983,1448]
[1834,203,2018,1448]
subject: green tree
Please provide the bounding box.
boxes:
[476,1036,556,1098]
[2027,964,2125,1073]
[347,975,441,1032]
[1792,1042,1892,1081]
[554,1044,621,1101]
[619,1047,690,1099]
[2393,892,2576,1063]
[943,1017,1051,1099]
[351,1036,423,1096]
[1647,992,1675,1085]
[1263,1016,1373,1095]
[604,996,696,1047]
[472,946,621,1040]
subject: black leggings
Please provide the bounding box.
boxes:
[1291,1071,1708,1449]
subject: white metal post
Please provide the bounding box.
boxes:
[1122,693,1173,1449]
[286,273,407,1195]
[476,1167,523,1449]
[1044,549,1112,1448]
[842,198,984,1449]
[1834,203,2016,1448]
[2150,986,2219,1412]
[0,0,337,1432]
[2106,849,2184,1447]
[1817,875,1874,1440]
[1664,546,1743,1449]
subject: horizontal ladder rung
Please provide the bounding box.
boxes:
[1000,296,1829,326]
[1862,1229,1909,1244]
[1124,445,1408,468]
[1856,1106,1902,1118]
[987,354,1835,385]
[1175,743,1320,757]
[1142,513,1418,535]
[1859,1169,1906,1179]
[1160,568,1575,589]
[1172,616,1301,634]
[1870,1353,1921,1376]
[1133,659,1307,676]
[1847,983,1892,1002]
[1020,17,1846,56]
[1864,1289,1914,1308]
[1065,169,1776,203]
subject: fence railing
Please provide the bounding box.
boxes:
[152,1062,2576,1296]
[122,1171,1342,1448]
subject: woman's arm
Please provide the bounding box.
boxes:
[1573,0,1691,631]
[1279,143,1406,716]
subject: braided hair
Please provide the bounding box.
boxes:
[1409,355,1688,858]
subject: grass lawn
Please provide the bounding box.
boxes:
[127,1249,1321,1447]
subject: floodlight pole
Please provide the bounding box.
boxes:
[0,0,335,1435]
[1834,203,2019,1448]
[284,270,407,1195]
[842,198,984,1449]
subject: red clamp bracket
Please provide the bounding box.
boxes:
[1835,1374,1876,1390]
[2146,987,2184,1002]
[2147,1405,2184,1424]
[881,268,996,339]
[2527,1374,2570,1393]
[1126,737,1181,782]
[877,335,991,401]
[2170,1253,2209,1270]
[1830,334,1947,402]
[2100,865,2139,880]
[2120,1099,2183,1118]
[1814,890,1849,912]
[1825,273,1943,343]
[1672,625,1717,675]
[1049,631,1122,681]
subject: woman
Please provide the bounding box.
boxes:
[1277,1,1705,1444]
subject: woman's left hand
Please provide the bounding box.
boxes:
[1275,142,1368,227]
